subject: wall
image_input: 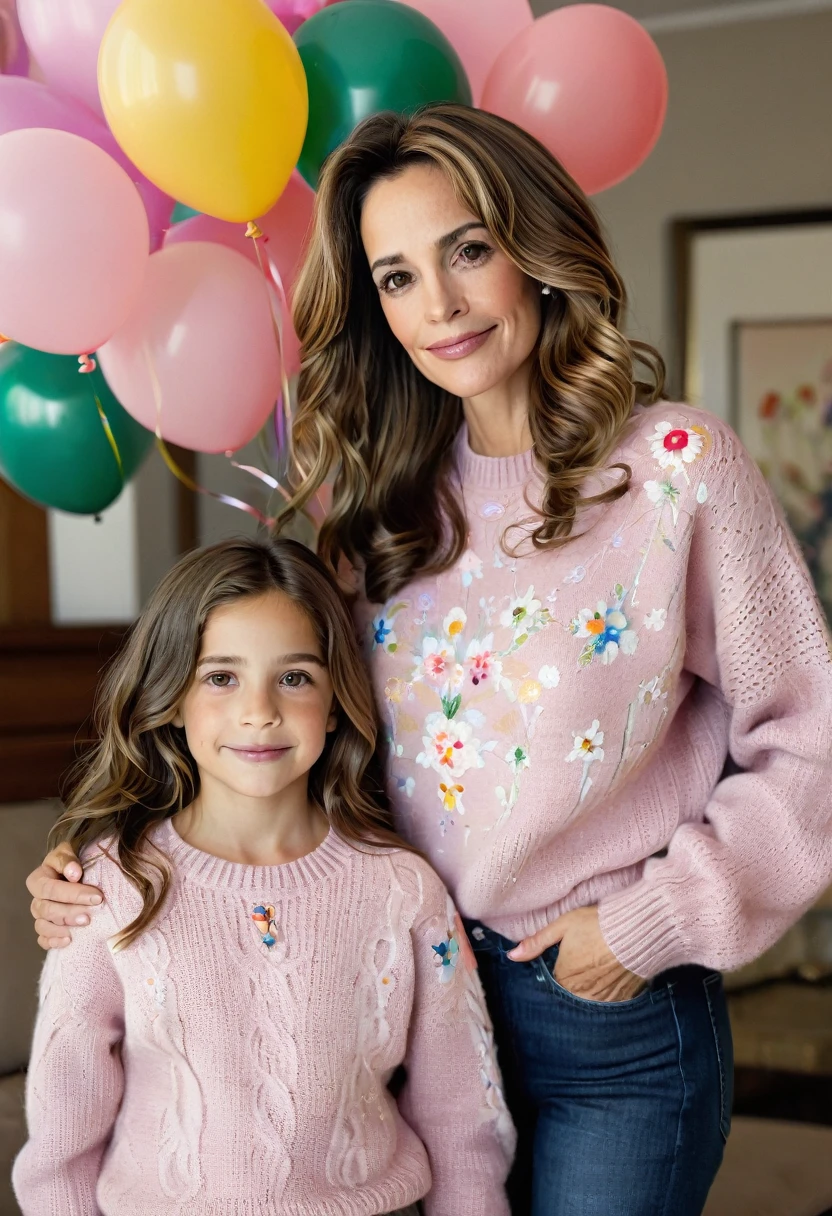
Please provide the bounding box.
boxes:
[593,9,832,387]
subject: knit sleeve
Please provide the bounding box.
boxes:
[397,868,515,1216]
[599,420,832,978]
[13,855,125,1215]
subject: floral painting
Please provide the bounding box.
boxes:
[732,319,832,621]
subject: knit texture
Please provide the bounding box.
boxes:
[360,405,832,977]
[14,822,514,1216]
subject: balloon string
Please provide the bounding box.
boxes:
[142,341,279,529]
[94,393,124,483]
[246,221,329,526]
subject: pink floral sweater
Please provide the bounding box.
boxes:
[13,821,514,1216]
[362,405,832,978]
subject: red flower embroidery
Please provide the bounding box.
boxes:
[663,429,690,451]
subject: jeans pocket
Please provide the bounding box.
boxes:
[536,946,654,1010]
[703,972,734,1142]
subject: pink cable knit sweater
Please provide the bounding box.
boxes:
[14,821,514,1216]
[361,405,832,977]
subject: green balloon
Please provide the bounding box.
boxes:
[171,201,201,224]
[0,344,153,515]
[294,0,472,187]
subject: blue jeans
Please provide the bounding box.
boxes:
[465,920,733,1216]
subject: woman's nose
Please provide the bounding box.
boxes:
[423,270,466,325]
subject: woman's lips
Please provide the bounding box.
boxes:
[226,746,291,764]
[425,325,497,360]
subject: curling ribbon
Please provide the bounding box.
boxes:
[94,394,125,483]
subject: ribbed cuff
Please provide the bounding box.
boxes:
[598,880,690,979]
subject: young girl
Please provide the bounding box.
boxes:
[14,538,514,1216]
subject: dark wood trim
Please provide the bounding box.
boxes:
[668,207,832,403]
[0,624,128,802]
[0,479,49,625]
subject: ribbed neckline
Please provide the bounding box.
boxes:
[455,424,538,491]
[154,817,356,895]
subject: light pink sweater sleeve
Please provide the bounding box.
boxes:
[397,868,515,1216]
[600,420,832,977]
[14,859,125,1216]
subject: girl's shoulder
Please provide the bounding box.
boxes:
[78,836,146,928]
[341,838,453,926]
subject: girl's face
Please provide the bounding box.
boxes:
[360,161,542,401]
[176,592,337,805]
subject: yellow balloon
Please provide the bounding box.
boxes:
[98,0,309,223]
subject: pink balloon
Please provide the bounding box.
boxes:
[0,76,173,246]
[98,243,282,454]
[397,0,532,105]
[0,127,149,354]
[0,0,28,76]
[17,0,117,115]
[265,0,332,36]
[164,173,315,377]
[482,4,668,196]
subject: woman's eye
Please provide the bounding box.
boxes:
[457,242,491,265]
[281,671,311,688]
[380,270,411,294]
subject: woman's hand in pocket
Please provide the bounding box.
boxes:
[508,906,646,1002]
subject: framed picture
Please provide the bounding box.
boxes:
[732,318,832,620]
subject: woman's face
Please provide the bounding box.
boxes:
[360,162,542,400]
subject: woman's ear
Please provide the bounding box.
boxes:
[172,709,185,729]
[327,700,339,734]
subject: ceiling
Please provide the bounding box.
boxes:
[530,0,808,21]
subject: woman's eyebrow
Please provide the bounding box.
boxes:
[370,222,488,273]
[197,655,245,667]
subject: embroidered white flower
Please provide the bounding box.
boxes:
[638,676,666,707]
[644,478,681,524]
[505,745,530,775]
[411,636,463,690]
[443,607,467,639]
[417,713,485,777]
[371,614,397,652]
[396,775,416,798]
[648,421,705,474]
[696,482,708,504]
[500,586,542,633]
[538,665,561,689]
[643,608,667,632]
[564,565,587,585]
[459,549,484,587]
[565,720,605,764]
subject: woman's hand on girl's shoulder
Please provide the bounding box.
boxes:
[27,843,103,951]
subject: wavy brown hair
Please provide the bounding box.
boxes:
[282,103,665,603]
[53,538,410,950]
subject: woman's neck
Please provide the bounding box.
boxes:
[173,775,329,867]
[462,355,534,457]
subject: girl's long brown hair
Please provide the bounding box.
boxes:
[283,103,665,604]
[53,538,410,950]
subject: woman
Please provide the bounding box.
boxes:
[29,105,832,1216]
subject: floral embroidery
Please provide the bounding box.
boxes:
[371,600,407,654]
[538,665,560,688]
[500,586,550,646]
[251,904,278,949]
[649,421,705,476]
[517,679,542,703]
[644,479,681,525]
[564,565,586,585]
[460,549,484,587]
[395,775,416,798]
[643,608,667,632]
[696,482,708,504]
[432,930,460,983]
[638,676,666,707]
[439,781,465,815]
[411,636,463,692]
[466,634,502,687]
[571,587,638,667]
[565,720,605,805]
[443,607,467,638]
[505,745,530,774]
[416,713,485,778]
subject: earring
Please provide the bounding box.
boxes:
[541,284,552,296]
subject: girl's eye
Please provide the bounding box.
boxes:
[206,672,235,688]
[379,270,412,295]
[281,670,311,688]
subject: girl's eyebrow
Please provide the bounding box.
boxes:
[196,653,326,668]
[370,222,488,273]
